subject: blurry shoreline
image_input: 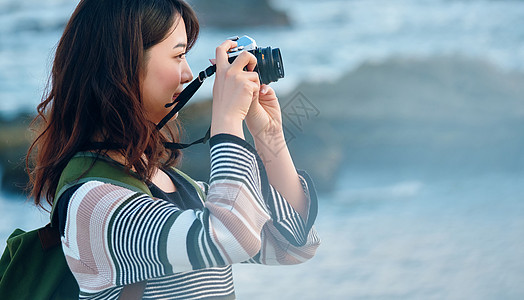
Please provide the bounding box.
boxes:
[2,54,524,195]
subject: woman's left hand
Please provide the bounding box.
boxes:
[245,84,283,141]
[246,85,309,220]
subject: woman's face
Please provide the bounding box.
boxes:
[141,16,193,124]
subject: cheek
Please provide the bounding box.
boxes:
[158,62,182,85]
[140,75,172,121]
[141,57,183,122]
[147,66,182,107]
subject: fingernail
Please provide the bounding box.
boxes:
[261,86,268,94]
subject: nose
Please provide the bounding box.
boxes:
[181,59,193,84]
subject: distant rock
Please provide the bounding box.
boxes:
[289,55,524,178]
[187,0,290,28]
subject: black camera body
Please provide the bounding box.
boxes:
[227,36,284,85]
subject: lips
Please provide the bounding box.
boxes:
[165,93,182,108]
[169,93,181,106]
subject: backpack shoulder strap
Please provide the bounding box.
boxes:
[51,152,153,223]
[172,168,206,202]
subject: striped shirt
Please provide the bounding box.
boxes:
[57,134,320,299]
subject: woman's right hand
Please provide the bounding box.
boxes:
[211,40,260,139]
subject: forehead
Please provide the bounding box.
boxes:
[163,15,187,44]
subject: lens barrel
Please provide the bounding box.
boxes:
[252,46,285,85]
[228,46,285,85]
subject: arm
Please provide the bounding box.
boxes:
[253,126,309,220]
[209,40,319,258]
[234,133,321,265]
[61,135,320,294]
[247,169,321,265]
[246,85,309,221]
[61,135,272,293]
[210,40,309,221]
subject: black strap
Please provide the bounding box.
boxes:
[82,128,211,151]
[82,127,211,151]
[156,65,216,131]
[164,127,211,150]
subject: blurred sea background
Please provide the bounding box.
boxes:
[1,0,524,299]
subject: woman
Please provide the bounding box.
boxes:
[27,0,320,299]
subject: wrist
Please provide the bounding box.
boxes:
[253,129,289,161]
[211,116,244,139]
[252,125,285,145]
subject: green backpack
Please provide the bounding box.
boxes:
[0,152,205,299]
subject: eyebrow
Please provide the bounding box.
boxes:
[173,43,187,49]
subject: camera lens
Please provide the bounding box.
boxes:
[252,47,285,85]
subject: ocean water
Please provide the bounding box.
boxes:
[232,170,524,299]
[1,0,524,115]
[0,193,48,246]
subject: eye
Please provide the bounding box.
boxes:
[175,52,186,60]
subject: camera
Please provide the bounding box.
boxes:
[227,36,284,85]
[158,36,284,132]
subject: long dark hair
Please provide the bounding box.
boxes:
[27,0,199,208]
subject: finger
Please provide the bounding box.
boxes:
[250,81,260,101]
[266,86,275,96]
[251,80,260,94]
[244,70,260,86]
[261,85,276,97]
[209,58,216,65]
[231,51,257,72]
[260,85,269,95]
[215,40,238,68]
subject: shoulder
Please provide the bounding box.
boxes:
[56,180,145,236]
[68,180,147,205]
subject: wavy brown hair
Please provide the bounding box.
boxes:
[27,0,199,208]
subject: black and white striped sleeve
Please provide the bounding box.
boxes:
[210,134,321,265]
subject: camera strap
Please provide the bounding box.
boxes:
[158,64,216,149]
